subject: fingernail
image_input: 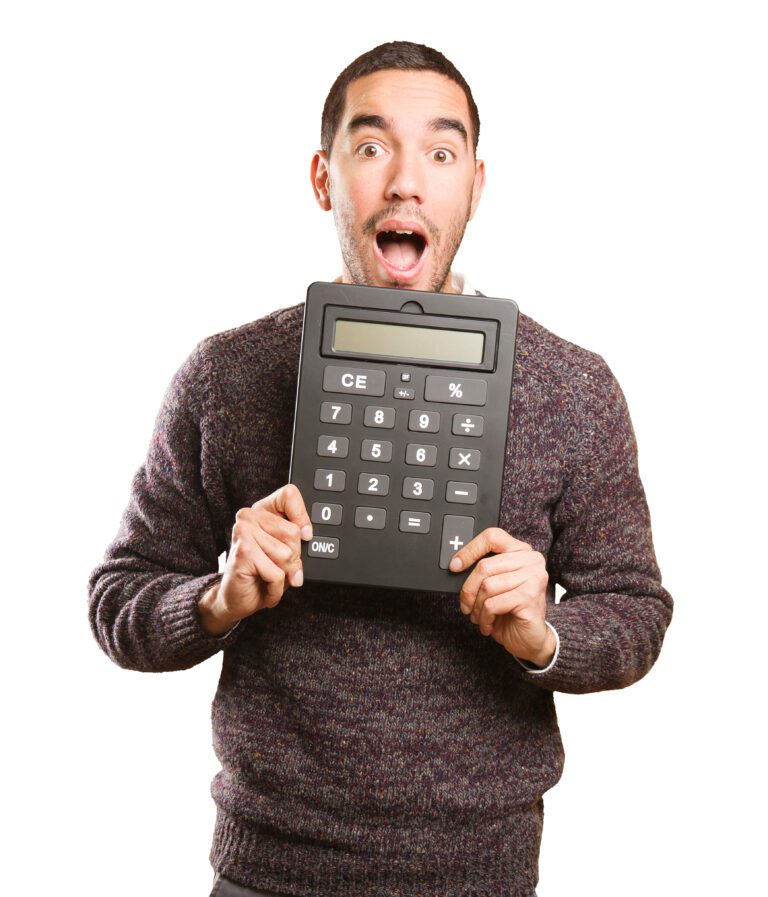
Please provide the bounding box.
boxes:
[301,525,313,541]
[460,603,469,615]
[450,557,462,571]
[292,569,303,587]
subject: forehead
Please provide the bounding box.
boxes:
[340,69,472,139]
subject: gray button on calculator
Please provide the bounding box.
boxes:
[320,401,352,424]
[314,469,346,491]
[405,443,437,466]
[446,481,478,504]
[364,405,395,427]
[358,472,390,495]
[355,506,386,529]
[424,375,487,406]
[311,502,343,525]
[394,387,415,399]
[452,414,484,437]
[409,409,440,432]
[440,515,476,569]
[323,365,386,396]
[399,510,431,533]
[449,447,481,470]
[307,536,340,559]
[317,435,349,457]
[402,477,434,500]
[361,439,392,462]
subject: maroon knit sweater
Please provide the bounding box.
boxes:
[87,298,673,897]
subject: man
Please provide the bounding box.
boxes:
[88,41,673,897]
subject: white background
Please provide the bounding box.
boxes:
[2,2,765,895]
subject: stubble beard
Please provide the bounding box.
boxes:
[331,194,472,293]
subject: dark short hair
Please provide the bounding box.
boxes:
[321,41,480,161]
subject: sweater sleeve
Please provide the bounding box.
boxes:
[87,341,247,673]
[516,355,673,694]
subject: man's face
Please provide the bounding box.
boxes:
[311,69,485,293]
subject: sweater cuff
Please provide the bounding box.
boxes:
[513,601,618,691]
[512,620,560,673]
[156,572,247,667]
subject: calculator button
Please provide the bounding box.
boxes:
[399,510,431,533]
[402,477,434,500]
[408,409,440,432]
[320,401,352,424]
[317,435,349,458]
[446,481,478,504]
[307,536,340,559]
[439,515,476,569]
[360,439,393,462]
[311,502,343,525]
[393,387,415,400]
[364,405,396,428]
[314,468,346,491]
[452,414,484,437]
[354,506,387,529]
[424,375,488,406]
[449,447,481,470]
[358,472,390,495]
[323,365,386,396]
[405,443,438,466]
[400,372,412,382]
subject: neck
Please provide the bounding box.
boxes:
[333,271,461,294]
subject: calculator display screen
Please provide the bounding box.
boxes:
[333,319,485,365]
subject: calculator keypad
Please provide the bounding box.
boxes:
[310,364,486,570]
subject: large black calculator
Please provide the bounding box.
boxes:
[288,281,519,594]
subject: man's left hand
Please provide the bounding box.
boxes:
[449,527,555,666]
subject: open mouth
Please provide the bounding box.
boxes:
[373,224,429,281]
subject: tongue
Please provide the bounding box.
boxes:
[380,238,420,269]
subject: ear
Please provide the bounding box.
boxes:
[311,150,332,211]
[468,158,486,222]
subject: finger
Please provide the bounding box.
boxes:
[249,540,289,605]
[257,511,304,553]
[458,551,527,614]
[230,535,285,605]
[474,571,528,628]
[449,527,531,573]
[260,484,313,540]
[250,524,304,585]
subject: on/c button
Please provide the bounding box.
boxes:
[307,536,340,559]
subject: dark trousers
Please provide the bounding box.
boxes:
[211,871,538,897]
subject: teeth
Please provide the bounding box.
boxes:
[394,229,414,235]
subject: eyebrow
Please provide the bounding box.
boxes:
[346,113,468,147]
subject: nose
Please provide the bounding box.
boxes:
[384,151,425,204]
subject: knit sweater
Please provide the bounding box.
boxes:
[87,288,673,897]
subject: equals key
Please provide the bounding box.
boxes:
[399,510,431,533]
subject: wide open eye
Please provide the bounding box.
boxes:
[431,148,455,163]
[357,143,383,159]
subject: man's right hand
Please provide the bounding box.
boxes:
[197,484,313,635]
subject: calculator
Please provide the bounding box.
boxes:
[288,281,519,594]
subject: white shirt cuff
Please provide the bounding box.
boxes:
[512,620,560,673]
[214,618,242,640]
